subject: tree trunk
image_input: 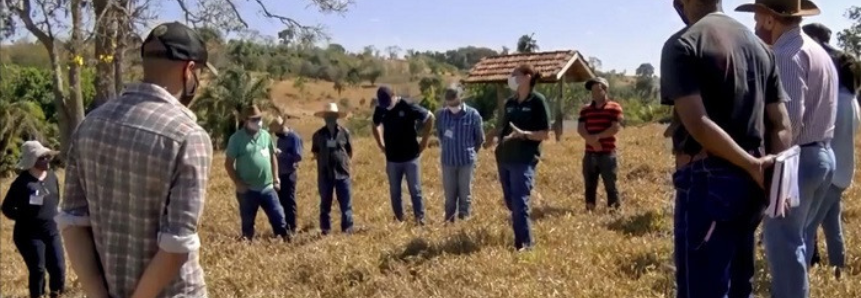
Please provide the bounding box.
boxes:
[69,0,86,121]
[93,0,117,108]
[47,48,74,157]
[113,1,129,94]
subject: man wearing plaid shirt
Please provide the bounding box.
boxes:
[56,22,216,298]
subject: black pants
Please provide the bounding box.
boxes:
[13,227,66,298]
[582,151,620,208]
[278,173,298,234]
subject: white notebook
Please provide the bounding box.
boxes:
[765,145,801,218]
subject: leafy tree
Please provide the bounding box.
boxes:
[192,68,273,148]
[837,6,861,57]
[418,76,443,112]
[517,33,539,53]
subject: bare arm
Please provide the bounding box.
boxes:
[593,122,621,138]
[765,102,792,154]
[56,138,109,298]
[269,141,279,187]
[131,130,213,298]
[419,113,435,145]
[372,125,385,151]
[224,157,241,186]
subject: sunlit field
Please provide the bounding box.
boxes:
[2,124,860,297]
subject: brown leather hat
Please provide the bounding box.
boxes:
[241,104,263,120]
[735,0,820,17]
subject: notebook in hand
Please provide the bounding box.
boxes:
[765,145,801,218]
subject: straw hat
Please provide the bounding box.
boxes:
[16,140,58,170]
[240,104,263,120]
[314,102,348,118]
[735,0,820,17]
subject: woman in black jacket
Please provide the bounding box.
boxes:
[2,140,66,298]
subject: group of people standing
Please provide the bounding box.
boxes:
[664,0,860,297]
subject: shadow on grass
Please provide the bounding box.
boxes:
[606,210,666,237]
[378,228,506,273]
[531,205,574,221]
[617,252,667,279]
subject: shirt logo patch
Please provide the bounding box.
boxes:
[399,111,405,117]
[522,107,532,112]
[506,107,514,113]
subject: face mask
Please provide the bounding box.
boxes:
[673,0,690,25]
[507,76,519,92]
[246,119,262,132]
[447,105,462,114]
[179,67,199,106]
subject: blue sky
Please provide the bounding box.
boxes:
[16,0,860,74]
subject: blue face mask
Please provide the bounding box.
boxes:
[674,0,690,25]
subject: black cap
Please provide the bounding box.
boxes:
[141,22,218,76]
[802,23,831,44]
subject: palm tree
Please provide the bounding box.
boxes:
[517,34,539,53]
[192,67,273,149]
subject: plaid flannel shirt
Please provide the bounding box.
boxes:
[56,83,213,298]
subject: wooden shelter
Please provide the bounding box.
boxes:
[464,50,596,141]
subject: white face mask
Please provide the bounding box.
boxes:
[447,105,462,114]
[246,119,262,131]
[507,76,519,92]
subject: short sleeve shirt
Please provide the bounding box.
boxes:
[372,99,430,163]
[226,129,275,190]
[578,100,623,152]
[495,91,552,164]
[660,13,787,155]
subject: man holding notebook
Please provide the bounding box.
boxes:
[735,1,839,297]
[661,0,792,296]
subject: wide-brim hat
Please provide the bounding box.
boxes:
[314,102,348,119]
[585,77,609,91]
[240,104,263,119]
[16,140,58,170]
[735,0,820,17]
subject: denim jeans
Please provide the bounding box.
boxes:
[278,173,298,234]
[672,157,764,298]
[442,164,475,222]
[236,187,288,239]
[806,184,845,267]
[386,158,425,222]
[318,176,354,233]
[13,226,66,298]
[762,144,834,298]
[582,152,620,208]
[497,161,537,250]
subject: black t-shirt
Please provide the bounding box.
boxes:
[1,170,61,234]
[373,99,430,162]
[660,13,787,155]
[495,91,552,164]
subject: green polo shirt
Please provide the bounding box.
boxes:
[227,128,276,191]
[495,91,552,164]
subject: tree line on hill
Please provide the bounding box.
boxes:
[1,0,858,176]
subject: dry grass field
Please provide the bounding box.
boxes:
[2,123,861,297]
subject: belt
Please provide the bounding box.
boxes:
[674,150,709,170]
[800,141,827,148]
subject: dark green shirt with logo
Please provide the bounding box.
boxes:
[495,91,552,164]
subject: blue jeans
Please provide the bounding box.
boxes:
[236,188,288,239]
[497,161,537,249]
[806,184,845,267]
[672,157,764,298]
[763,144,834,298]
[13,226,66,298]
[318,176,354,233]
[278,173,298,234]
[386,158,425,222]
[442,164,475,222]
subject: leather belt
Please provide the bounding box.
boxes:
[674,150,708,170]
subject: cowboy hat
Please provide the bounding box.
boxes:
[240,104,263,120]
[16,140,58,170]
[735,0,820,17]
[314,102,348,119]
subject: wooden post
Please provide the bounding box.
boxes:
[553,77,565,141]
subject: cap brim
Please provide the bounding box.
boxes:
[734,3,759,13]
[734,2,820,16]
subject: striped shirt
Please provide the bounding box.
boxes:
[578,100,623,153]
[435,104,485,166]
[773,27,838,145]
[56,83,212,298]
